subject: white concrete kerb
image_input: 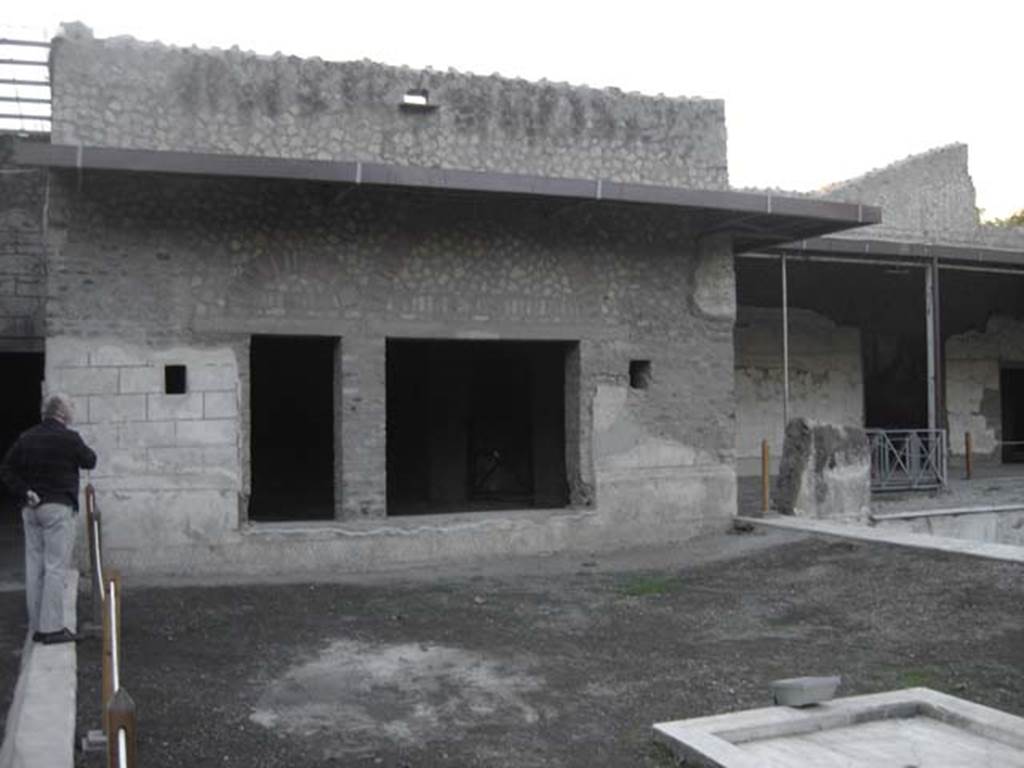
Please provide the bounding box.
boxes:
[736,515,1024,564]
[0,572,78,768]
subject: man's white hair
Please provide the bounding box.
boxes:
[42,393,74,424]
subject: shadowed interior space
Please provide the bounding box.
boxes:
[1001,367,1024,463]
[737,258,928,428]
[0,352,43,523]
[386,339,573,515]
[249,336,336,521]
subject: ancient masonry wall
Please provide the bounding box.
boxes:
[0,150,47,348]
[821,144,979,241]
[734,306,863,468]
[946,316,1024,456]
[49,24,728,190]
[43,171,737,575]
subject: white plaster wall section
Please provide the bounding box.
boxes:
[44,336,242,553]
[592,383,715,475]
[946,316,1024,455]
[693,235,736,321]
[735,307,863,460]
[590,382,733,540]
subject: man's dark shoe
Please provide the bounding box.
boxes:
[40,628,81,645]
[31,631,46,642]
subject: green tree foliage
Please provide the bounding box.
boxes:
[991,208,1024,227]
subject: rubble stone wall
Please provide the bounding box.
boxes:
[0,147,47,347]
[49,24,728,190]
[43,171,737,575]
[821,144,979,239]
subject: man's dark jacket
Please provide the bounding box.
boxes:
[0,419,97,511]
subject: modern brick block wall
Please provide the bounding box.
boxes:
[46,336,241,550]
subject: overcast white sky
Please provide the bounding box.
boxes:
[6,0,1022,218]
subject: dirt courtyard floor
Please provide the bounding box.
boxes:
[73,530,1024,767]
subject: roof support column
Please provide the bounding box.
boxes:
[781,253,790,430]
[925,259,938,431]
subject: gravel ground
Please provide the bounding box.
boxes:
[74,533,1024,768]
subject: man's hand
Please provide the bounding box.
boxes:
[26,490,41,507]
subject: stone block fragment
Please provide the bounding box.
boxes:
[774,418,870,520]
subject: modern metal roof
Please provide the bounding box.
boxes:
[759,234,1024,271]
[12,140,881,252]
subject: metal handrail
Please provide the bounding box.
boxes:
[109,578,120,693]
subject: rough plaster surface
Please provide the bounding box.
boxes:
[735,307,863,461]
[946,315,1024,455]
[774,418,870,520]
[50,23,727,190]
[250,640,543,755]
[38,166,738,574]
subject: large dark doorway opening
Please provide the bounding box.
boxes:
[249,336,336,521]
[387,340,572,515]
[0,352,44,523]
[1001,367,1024,463]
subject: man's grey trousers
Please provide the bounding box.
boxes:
[23,503,75,634]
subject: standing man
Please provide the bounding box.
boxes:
[0,393,96,644]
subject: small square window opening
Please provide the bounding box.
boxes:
[165,364,187,394]
[629,360,652,390]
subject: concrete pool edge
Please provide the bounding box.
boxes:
[654,687,1024,767]
[735,515,1024,564]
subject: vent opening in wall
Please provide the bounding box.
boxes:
[629,360,652,390]
[165,365,187,394]
[400,88,438,112]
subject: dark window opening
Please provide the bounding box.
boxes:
[249,336,336,521]
[0,352,44,522]
[629,360,652,390]
[386,340,573,515]
[1001,367,1024,463]
[164,364,187,394]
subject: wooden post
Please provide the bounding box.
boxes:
[965,432,973,480]
[85,484,103,625]
[106,688,137,768]
[761,440,770,515]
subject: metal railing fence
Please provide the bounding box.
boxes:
[866,429,947,492]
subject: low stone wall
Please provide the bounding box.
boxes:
[774,419,870,520]
[873,510,1024,547]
